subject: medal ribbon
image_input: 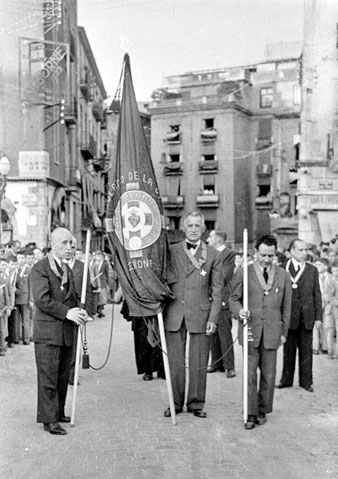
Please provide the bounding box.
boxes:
[253,261,275,295]
[285,259,305,287]
[183,242,207,270]
[47,253,68,290]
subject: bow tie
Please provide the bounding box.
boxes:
[186,242,198,250]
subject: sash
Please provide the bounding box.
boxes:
[285,259,305,289]
[183,242,207,271]
[47,253,68,291]
[19,264,28,278]
[253,261,275,296]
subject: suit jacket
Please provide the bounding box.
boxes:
[218,247,237,311]
[318,272,335,316]
[15,264,32,305]
[283,261,322,330]
[97,260,110,289]
[164,240,223,333]
[230,263,292,350]
[71,259,94,317]
[30,257,79,347]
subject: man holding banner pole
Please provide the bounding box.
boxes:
[230,235,291,429]
[162,211,222,418]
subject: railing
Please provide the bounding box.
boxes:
[198,160,218,172]
[164,162,184,175]
[162,195,185,208]
[196,193,219,207]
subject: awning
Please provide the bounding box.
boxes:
[51,186,66,211]
[317,211,338,242]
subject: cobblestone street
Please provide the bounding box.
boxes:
[1,303,338,479]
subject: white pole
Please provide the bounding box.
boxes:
[70,229,91,427]
[157,312,177,426]
[242,228,249,425]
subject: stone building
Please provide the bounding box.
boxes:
[149,50,301,249]
[0,1,109,250]
[298,0,338,245]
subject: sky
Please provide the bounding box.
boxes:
[78,0,304,102]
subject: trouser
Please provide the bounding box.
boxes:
[313,321,326,352]
[34,342,73,424]
[7,309,19,344]
[247,337,277,416]
[209,309,234,370]
[280,324,313,388]
[16,304,31,343]
[0,314,8,352]
[166,321,209,411]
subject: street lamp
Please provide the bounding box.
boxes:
[0,156,10,247]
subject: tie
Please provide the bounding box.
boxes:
[263,268,268,283]
[186,242,197,250]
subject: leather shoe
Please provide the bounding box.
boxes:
[207,366,216,373]
[44,422,67,435]
[59,416,71,423]
[187,409,207,418]
[245,415,256,429]
[302,385,314,392]
[143,373,153,381]
[226,369,236,378]
[275,383,291,389]
[163,407,183,417]
[256,413,267,426]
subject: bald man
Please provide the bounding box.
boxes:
[31,228,89,435]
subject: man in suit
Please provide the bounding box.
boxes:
[15,250,33,345]
[30,227,89,435]
[230,235,291,430]
[163,211,222,418]
[206,230,236,378]
[277,239,322,392]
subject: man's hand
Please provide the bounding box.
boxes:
[314,320,322,328]
[239,309,250,321]
[66,307,88,326]
[206,321,217,336]
[280,335,287,346]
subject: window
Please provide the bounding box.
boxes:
[260,88,273,108]
[169,154,180,163]
[258,185,270,197]
[202,175,215,194]
[204,118,214,129]
[293,85,301,105]
[205,220,216,231]
[170,125,180,132]
[202,154,215,161]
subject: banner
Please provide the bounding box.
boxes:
[106,54,174,317]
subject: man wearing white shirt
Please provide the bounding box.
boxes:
[277,239,322,392]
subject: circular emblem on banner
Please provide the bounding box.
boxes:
[115,190,161,250]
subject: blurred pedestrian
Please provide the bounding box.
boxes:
[206,230,237,378]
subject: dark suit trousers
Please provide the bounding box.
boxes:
[280,323,313,388]
[248,337,277,416]
[209,309,234,370]
[166,321,209,411]
[34,342,73,423]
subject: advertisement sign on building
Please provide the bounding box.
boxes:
[19,151,50,178]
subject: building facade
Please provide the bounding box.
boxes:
[149,52,301,249]
[0,1,109,251]
[298,0,338,245]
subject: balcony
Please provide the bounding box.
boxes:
[65,97,77,125]
[67,167,81,190]
[256,164,272,177]
[196,193,220,207]
[80,133,96,159]
[164,162,183,176]
[198,160,218,173]
[162,195,185,209]
[166,130,181,144]
[201,128,217,142]
[80,80,91,102]
[255,196,273,209]
[92,156,107,172]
